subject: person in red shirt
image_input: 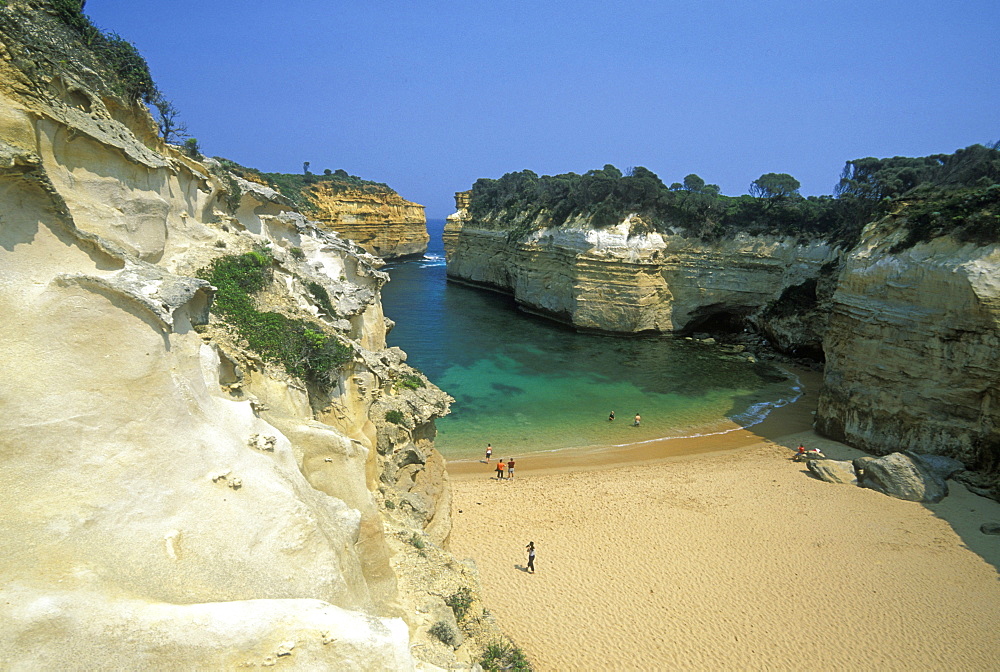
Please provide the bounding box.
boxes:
[507,458,515,479]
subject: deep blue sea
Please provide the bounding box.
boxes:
[380,219,800,460]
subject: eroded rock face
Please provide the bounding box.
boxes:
[304,182,429,260]
[0,5,462,667]
[444,198,840,335]
[816,223,1000,476]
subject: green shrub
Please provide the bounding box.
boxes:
[445,587,474,622]
[197,251,353,391]
[889,184,1000,251]
[384,499,395,510]
[306,281,337,317]
[396,374,425,391]
[183,137,201,158]
[92,32,157,103]
[479,640,532,671]
[429,621,459,648]
[408,533,425,549]
[290,247,305,260]
[385,409,406,425]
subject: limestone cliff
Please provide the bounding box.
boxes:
[816,216,1000,483]
[445,193,840,338]
[302,180,429,260]
[0,4,495,668]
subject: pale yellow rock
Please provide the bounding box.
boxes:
[0,5,468,667]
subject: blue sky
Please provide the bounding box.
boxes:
[86,1,998,218]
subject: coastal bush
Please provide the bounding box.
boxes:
[429,621,459,648]
[396,374,425,391]
[408,533,425,549]
[183,138,201,158]
[289,247,305,260]
[445,587,474,622]
[385,409,406,425]
[479,640,532,671]
[53,1,158,104]
[464,144,1000,249]
[889,184,1000,251]
[197,251,353,391]
[306,281,337,317]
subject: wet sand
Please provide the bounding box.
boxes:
[446,372,1000,670]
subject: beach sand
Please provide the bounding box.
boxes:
[447,377,1000,670]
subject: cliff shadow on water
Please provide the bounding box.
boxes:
[382,220,806,460]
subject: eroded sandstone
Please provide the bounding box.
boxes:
[0,4,492,668]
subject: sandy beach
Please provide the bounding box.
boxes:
[447,378,1000,670]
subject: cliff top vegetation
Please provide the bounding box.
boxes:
[466,144,1000,249]
[213,158,396,210]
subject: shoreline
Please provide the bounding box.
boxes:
[445,367,1000,670]
[446,366,821,479]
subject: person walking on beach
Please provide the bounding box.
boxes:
[485,444,492,463]
[495,458,505,480]
[633,413,641,427]
[526,541,535,573]
[609,410,615,422]
[507,457,515,479]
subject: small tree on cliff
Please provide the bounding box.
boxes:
[750,173,801,206]
[152,95,188,144]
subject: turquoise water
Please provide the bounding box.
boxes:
[380,220,800,460]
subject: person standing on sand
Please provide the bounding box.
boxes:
[485,444,492,463]
[496,458,505,480]
[526,541,535,573]
[609,411,615,422]
[507,457,515,479]
[633,413,641,426]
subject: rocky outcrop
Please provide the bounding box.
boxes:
[853,453,950,503]
[444,194,840,336]
[816,220,1000,478]
[0,4,491,668]
[304,181,429,259]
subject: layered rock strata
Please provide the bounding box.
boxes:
[304,182,429,260]
[816,221,1000,477]
[445,194,840,336]
[0,5,494,668]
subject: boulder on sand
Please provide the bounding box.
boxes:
[807,459,858,485]
[853,452,948,503]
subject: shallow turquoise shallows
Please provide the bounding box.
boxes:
[379,220,800,461]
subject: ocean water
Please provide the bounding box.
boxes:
[380,220,800,460]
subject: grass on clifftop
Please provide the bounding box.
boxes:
[198,250,352,391]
